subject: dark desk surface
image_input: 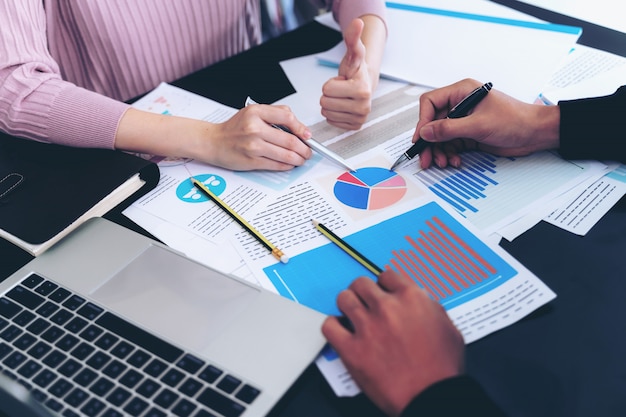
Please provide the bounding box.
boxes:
[2,16,626,417]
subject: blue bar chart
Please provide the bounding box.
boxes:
[415,152,500,213]
[264,201,517,315]
[413,151,587,230]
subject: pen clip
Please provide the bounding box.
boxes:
[448,82,492,118]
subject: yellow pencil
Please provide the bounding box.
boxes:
[191,177,288,263]
[312,219,382,276]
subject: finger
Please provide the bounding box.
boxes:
[420,116,477,145]
[417,95,439,131]
[448,153,462,168]
[239,106,313,161]
[321,316,354,352]
[322,77,370,101]
[335,288,369,330]
[417,79,483,130]
[321,109,367,130]
[320,94,369,116]
[320,102,367,129]
[441,140,466,167]
[348,276,385,308]
[258,105,312,141]
[432,145,451,169]
[339,19,365,80]
[376,269,414,293]
[325,118,363,131]
[253,124,312,161]
[418,147,435,170]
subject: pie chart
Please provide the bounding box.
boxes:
[333,167,407,210]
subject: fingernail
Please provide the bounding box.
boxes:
[420,126,434,140]
[303,129,312,139]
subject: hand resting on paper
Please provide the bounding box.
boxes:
[116,104,313,171]
[321,269,465,417]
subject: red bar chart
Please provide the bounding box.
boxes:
[387,216,497,301]
[265,201,518,313]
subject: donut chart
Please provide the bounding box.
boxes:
[333,167,407,210]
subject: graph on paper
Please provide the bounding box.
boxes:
[412,151,588,231]
[176,174,227,203]
[264,201,517,315]
[334,167,407,210]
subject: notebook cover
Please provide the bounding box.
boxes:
[0,133,159,244]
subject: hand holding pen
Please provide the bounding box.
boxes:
[409,78,559,170]
[245,97,356,172]
[390,81,492,171]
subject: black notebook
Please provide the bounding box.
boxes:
[0,133,159,255]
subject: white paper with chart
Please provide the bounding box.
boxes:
[123,82,603,396]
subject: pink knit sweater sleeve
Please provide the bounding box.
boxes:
[0,1,129,149]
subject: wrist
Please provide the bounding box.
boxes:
[526,104,561,152]
[115,108,217,162]
[359,14,386,92]
[186,120,219,163]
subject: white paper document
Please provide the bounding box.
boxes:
[545,164,626,235]
[294,84,606,238]
[123,82,598,395]
[541,45,626,97]
[240,134,556,397]
[542,59,626,104]
[412,151,607,237]
[316,1,582,103]
[123,82,597,397]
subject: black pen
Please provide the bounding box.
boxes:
[389,82,493,171]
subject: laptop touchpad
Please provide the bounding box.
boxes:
[90,245,259,352]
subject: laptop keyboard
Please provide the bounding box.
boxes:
[0,274,261,417]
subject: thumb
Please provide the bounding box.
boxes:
[420,118,472,144]
[339,18,365,79]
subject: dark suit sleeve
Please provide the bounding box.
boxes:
[399,375,507,417]
[558,85,626,163]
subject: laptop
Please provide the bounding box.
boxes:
[0,217,326,417]
[0,371,55,417]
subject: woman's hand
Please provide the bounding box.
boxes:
[115,104,313,171]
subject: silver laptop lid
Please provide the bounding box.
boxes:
[1,218,326,417]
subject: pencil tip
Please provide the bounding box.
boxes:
[311,219,319,226]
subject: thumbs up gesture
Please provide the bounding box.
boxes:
[320,17,385,130]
